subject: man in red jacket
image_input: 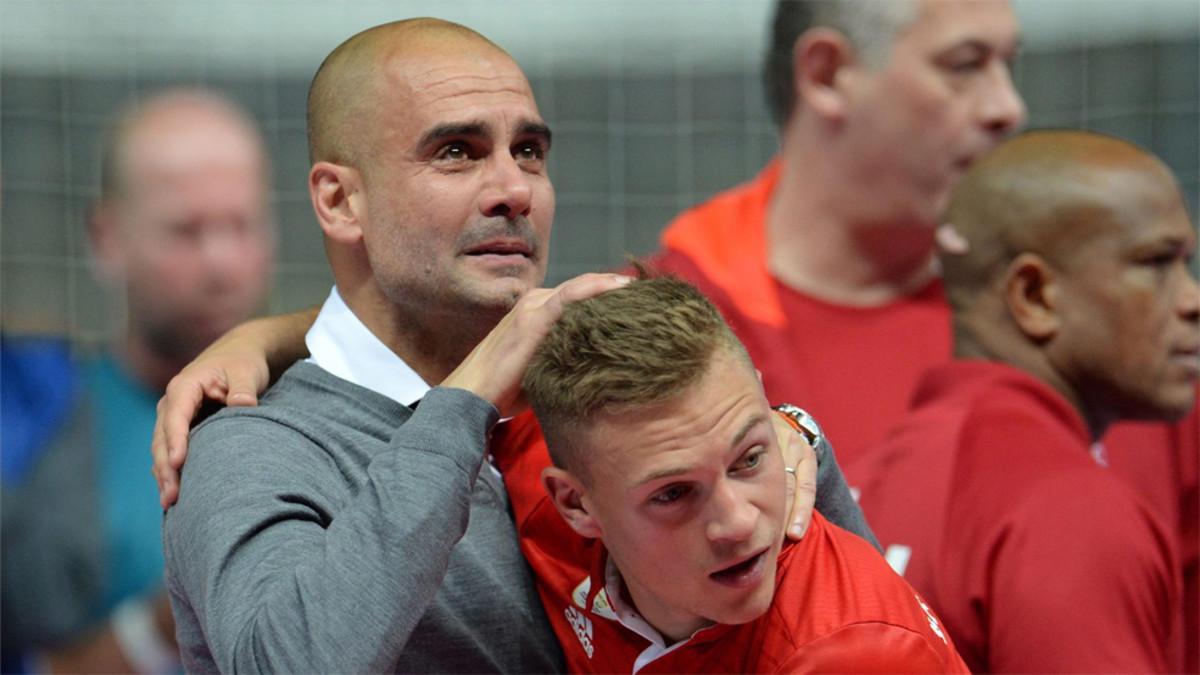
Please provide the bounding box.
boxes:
[493,275,966,673]
[851,130,1198,672]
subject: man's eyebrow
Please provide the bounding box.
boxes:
[731,414,768,450]
[518,120,552,148]
[634,414,769,487]
[937,38,990,55]
[416,121,488,153]
[636,463,695,487]
[939,36,1021,59]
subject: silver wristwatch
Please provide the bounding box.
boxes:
[770,403,825,449]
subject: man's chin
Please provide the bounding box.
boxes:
[467,272,542,305]
[708,581,777,628]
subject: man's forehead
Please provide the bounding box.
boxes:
[121,117,263,199]
[1022,163,1185,260]
[379,42,531,93]
[378,52,538,125]
[582,356,769,484]
[1098,166,1192,243]
[902,0,1018,49]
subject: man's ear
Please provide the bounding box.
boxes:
[87,201,125,283]
[310,161,365,245]
[793,28,856,122]
[542,466,603,539]
[1003,252,1061,342]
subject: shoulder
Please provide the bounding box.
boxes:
[652,166,773,271]
[663,163,776,239]
[944,385,1165,556]
[958,393,1070,450]
[777,621,967,673]
[188,362,392,459]
[762,519,966,670]
[1001,464,1170,561]
[766,516,956,652]
[174,367,371,519]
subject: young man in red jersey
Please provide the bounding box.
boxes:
[851,130,1199,672]
[494,275,966,673]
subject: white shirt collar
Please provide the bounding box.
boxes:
[304,286,430,407]
[602,557,701,673]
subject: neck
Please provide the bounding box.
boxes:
[615,566,709,646]
[767,132,938,306]
[337,276,497,387]
[119,331,184,393]
[953,320,1107,441]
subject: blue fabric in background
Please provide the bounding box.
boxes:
[1,335,78,487]
[0,335,78,673]
[89,355,166,613]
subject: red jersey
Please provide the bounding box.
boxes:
[646,159,1199,670]
[492,413,968,674]
[851,361,1183,672]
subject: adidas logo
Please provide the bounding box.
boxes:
[565,606,594,658]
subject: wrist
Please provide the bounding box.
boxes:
[771,403,827,466]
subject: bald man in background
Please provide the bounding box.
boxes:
[1,89,274,672]
[852,130,1198,672]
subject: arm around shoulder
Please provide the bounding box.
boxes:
[163,388,497,672]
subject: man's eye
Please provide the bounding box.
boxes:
[437,142,470,161]
[732,448,765,473]
[1141,249,1184,270]
[946,58,986,74]
[169,221,203,242]
[650,484,690,505]
[514,142,545,161]
[938,46,989,75]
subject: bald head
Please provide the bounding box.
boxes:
[940,129,1199,431]
[307,18,513,167]
[942,130,1180,311]
[91,88,274,373]
[101,88,265,202]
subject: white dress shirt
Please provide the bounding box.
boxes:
[304,286,430,407]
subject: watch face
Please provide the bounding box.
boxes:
[772,404,823,446]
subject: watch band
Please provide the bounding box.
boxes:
[770,403,824,448]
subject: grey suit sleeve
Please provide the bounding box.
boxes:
[813,435,881,551]
[162,386,496,673]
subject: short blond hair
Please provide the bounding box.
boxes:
[524,275,750,475]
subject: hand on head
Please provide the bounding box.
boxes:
[441,273,633,418]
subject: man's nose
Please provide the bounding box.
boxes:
[980,62,1026,138]
[198,221,256,276]
[1178,269,1200,322]
[480,153,533,219]
[705,479,758,545]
